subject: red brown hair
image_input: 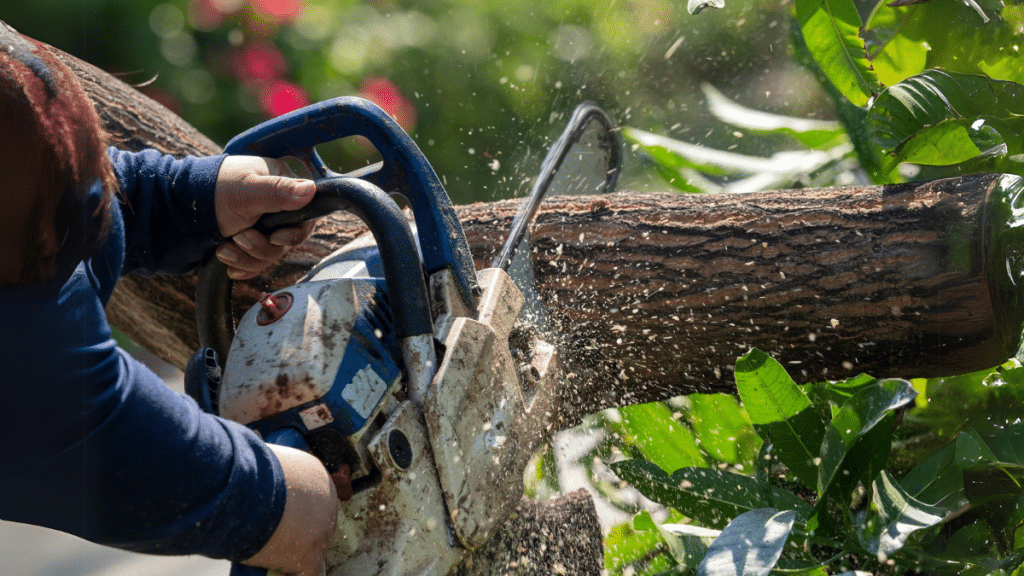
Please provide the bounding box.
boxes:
[0,22,118,286]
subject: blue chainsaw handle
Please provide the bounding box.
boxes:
[196,177,433,362]
[228,428,308,576]
[223,96,478,309]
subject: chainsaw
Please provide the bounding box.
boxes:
[185,97,621,576]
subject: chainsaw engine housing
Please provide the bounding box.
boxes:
[217,272,404,482]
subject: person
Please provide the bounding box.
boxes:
[0,23,340,576]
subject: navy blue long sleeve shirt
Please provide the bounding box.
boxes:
[0,148,287,561]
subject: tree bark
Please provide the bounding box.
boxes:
[60,43,1021,426]
[455,490,604,576]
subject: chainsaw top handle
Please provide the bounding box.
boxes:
[223,96,479,308]
[196,177,432,363]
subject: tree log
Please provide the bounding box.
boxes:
[57,41,1022,427]
[455,490,604,576]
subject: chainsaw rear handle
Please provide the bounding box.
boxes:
[196,176,433,363]
[224,96,478,309]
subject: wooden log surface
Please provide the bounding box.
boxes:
[53,41,1022,428]
[454,490,604,576]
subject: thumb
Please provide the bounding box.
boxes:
[241,173,317,217]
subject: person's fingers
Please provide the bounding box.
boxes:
[233,229,288,262]
[216,241,286,279]
[238,171,316,216]
[269,220,316,247]
[215,156,316,237]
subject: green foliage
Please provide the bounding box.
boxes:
[869,70,1024,173]
[606,350,1024,575]
[795,0,879,107]
[634,0,1024,191]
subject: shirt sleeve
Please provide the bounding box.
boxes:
[107,147,227,276]
[0,165,288,561]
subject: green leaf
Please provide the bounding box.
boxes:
[735,349,825,489]
[816,379,917,499]
[868,70,1024,164]
[820,373,879,407]
[795,0,881,107]
[690,393,758,466]
[899,440,966,510]
[657,518,722,570]
[688,0,725,15]
[829,379,917,447]
[611,460,811,530]
[859,470,945,557]
[700,83,847,150]
[973,419,1024,468]
[956,427,1005,469]
[735,350,812,422]
[605,518,672,573]
[619,402,708,472]
[696,508,796,576]
[895,120,1005,166]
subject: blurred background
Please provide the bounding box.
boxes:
[3,0,829,204]
[1,1,828,573]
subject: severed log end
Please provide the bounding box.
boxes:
[455,490,604,576]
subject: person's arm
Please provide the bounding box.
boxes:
[0,277,291,561]
[2,152,336,571]
[241,445,338,576]
[108,148,316,279]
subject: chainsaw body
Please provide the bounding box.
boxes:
[216,247,558,575]
[187,97,565,576]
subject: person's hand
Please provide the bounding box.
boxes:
[242,445,339,576]
[214,156,317,280]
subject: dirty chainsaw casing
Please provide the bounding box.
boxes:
[186,97,565,576]
[216,252,558,575]
[188,97,616,576]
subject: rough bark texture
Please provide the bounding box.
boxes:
[61,39,1018,426]
[455,490,604,576]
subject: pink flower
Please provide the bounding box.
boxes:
[232,42,287,81]
[259,80,310,117]
[248,0,304,21]
[359,77,417,132]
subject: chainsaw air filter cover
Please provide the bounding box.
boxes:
[217,276,404,477]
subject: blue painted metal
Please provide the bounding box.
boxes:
[224,97,479,309]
